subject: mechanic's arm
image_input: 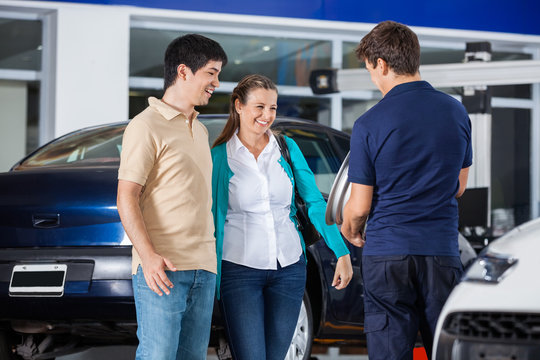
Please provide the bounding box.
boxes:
[341,183,373,247]
[456,167,470,198]
[117,180,176,296]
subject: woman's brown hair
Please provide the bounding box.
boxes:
[212,74,278,148]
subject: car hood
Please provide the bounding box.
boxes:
[486,216,540,259]
[441,217,540,314]
[0,166,125,247]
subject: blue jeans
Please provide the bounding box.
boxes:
[361,255,463,360]
[132,266,216,360]
[220,256,306,360]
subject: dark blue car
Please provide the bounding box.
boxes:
[0,116,367,360]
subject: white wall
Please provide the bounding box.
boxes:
[53,4,130,137]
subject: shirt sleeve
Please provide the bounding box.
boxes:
[286,136,349,259]
[118,118,157,186]
[348,120,375,185]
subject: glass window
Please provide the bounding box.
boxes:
[342,99,379,133]
[492,51,532,62]
[436,84,532,99]
[129,90,330,125]
[0,19,42,171]
[279,128,342,194]
[129,89,162,119]
[491,84,531,99]
[0,18,42,71]
[129,90,230,119]
[130,28,331,86]
[491,108,531,235]
[420,48,464,65]
[345,43,534,67]
[278,96,330,125]
[420,48,531,65]
[342,41,363,69]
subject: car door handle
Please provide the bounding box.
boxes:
[32,214,60,228]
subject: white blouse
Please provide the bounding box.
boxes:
[222,132,303,270]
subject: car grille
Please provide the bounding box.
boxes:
[443,312,540,342]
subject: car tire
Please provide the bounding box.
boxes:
[286,291,314,360]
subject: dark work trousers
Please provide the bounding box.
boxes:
[361,255,463,360]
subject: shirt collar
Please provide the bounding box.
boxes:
[227,130,277,158]
[147,96,199,121]
[384,80,433,99]
[266,131,279,153]
[228,131,245,158]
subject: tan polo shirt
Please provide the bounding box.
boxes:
[118,97,216,275]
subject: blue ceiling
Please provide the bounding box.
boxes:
[42,0,540,36]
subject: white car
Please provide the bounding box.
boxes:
[433,216,540,360]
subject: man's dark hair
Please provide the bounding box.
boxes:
[356,21,420,76]
[164,34,228,90]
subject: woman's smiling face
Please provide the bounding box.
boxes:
[236,88,278,137]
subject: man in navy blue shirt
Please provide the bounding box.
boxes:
[342,21,472,360]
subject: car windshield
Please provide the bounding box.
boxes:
[17,118,345,194]
[19,124,126,168]
[19,120,229,169]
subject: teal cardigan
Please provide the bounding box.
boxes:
[211,135,349,298]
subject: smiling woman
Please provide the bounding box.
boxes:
[235,87,278,151]
[210,74,353,360]
[212,74,278,149]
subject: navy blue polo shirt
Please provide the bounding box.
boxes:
[348,81,472,256]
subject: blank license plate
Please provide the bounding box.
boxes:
[9,264,67,297]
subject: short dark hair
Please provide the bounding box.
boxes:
[163,34,228,90]
[356,21,420,76]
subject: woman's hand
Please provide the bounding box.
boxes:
[332,254,353,290]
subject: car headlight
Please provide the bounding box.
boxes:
[463,252,518,284]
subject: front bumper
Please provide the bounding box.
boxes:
[0,247,134,321]
[435,311,540,360]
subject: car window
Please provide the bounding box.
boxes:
[333,134,350,155]
[280,128,342,194]
[20,125,125,167]
[203,118,228,146]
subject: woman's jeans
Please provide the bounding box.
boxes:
[132,266,216,360]
[220,256,307,360]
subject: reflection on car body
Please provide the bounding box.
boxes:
[0,116,365,360]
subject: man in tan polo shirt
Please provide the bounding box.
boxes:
[117,34,227,360]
